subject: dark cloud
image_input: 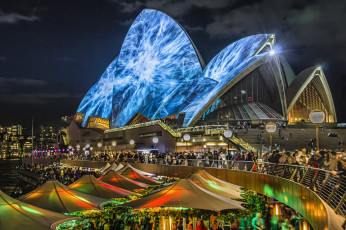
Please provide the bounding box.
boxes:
[183,25,204,33]
[0,0,345,127]
[0,77,47,87]
[59,56,75,63]
[0,91,83,105]
[0,10,39,24]
[116,19,134,27]
[111,0,234,17]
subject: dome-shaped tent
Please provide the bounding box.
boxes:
[18,180,107,213]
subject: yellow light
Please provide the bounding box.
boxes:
[176,142,192,146]
[303,220,308,230]
[275,203,280,215]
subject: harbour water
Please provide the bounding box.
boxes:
[0,158,21,195]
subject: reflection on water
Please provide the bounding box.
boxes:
[0,158,21,195]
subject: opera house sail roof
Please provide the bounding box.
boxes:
[77,58,117,126]
[76,9,336,129]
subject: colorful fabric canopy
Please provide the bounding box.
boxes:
[102,163,118,175]
[98,163,111,173]
[120,167,160,186]
[18,180,107,213]
[195,170,242,192]
[116,164,155,177]
[113,163,124,172]
[68,175,136,199]
[0,189,75,230]
[188,174,242,199]
[123,179,243,212]
[99,170,148,191]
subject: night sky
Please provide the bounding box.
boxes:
[0,0,345,132]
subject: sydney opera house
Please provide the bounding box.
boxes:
[68,9,337,152]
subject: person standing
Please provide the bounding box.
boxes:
[251,213,265,230]
[196,220,208,230]
[211,221,223,230]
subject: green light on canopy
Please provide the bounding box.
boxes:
[21,205,43,215]
[12,204,20,209]
[264,184,275,197]
[75,196,91,204]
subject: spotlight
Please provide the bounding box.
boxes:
[269,49,275,55]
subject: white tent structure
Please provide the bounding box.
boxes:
[18,180,107,213]
[112,163,124,172]
[116,164,154,177]
[0,190,76,230]
[98,163,111,173]
[68,175,137,199]
[101,163,118,175]
[195,170,242,192]
[123,179,243,212]
[188,173,242,199]
[99,170,148,191]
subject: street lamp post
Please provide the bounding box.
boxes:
[97,142,102,154]
[223,130,233,155]
[183,134,190,150]
[112,141,116,154]
[129,140,135,151]
[309,110,325,150]
[76,144,80,157]
[265,122,277,151]
[153,137,159,153]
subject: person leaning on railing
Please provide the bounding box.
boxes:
[331,154,346,177]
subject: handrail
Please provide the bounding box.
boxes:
[229,136,257,152]
[105,120,181,138]
[105,122,262,152]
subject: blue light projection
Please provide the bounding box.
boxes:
[181,34,269,126]
[77,58,117,126]
[111,9,203,128]
[77,9,272,129]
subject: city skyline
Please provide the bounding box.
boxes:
[1,0,345,128]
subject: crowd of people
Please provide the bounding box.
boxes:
[62,147,346,176]
[17,147,346,230]
[13,163,99,197]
